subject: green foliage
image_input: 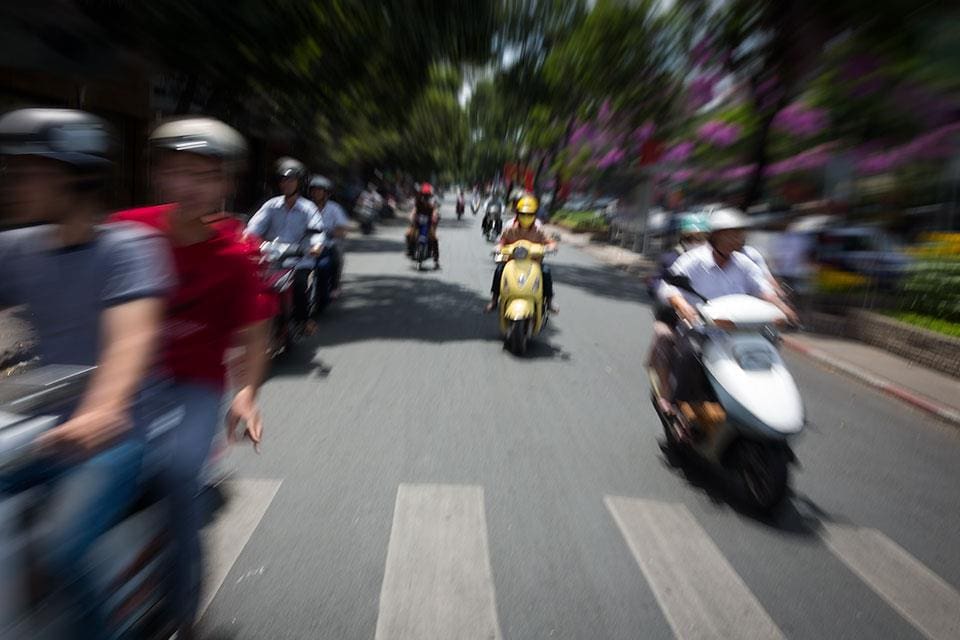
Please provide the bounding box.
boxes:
[550,209,609,233]
[899,258,960,322]
[888,313,960,338]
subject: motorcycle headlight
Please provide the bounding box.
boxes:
[513,246,529,260]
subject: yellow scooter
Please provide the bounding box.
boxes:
[497,239,553,354]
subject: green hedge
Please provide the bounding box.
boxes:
[550,209,609,233]
[898,258,960,322]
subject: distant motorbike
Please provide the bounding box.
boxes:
[456,197,465,220]
[495,240,554,354]
[411,212,436,271]
[481,202,503,242]
[0,365,224,640]
[356,205,376,235]
[649,275,804,511]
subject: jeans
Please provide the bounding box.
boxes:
[0,436,144,640]
[491,261,553,302]
[150,382,220,630]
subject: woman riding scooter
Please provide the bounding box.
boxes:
[483,195,557,314]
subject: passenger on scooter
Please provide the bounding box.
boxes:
[650,208,798,413]
[0,108,174,640]
[309,174,350,299]
[405,182,440,268]
[112,117,269,639]
[483,195,558,314]
[247,158,325,336]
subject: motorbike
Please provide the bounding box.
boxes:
[0,365,224,640]
[648,275,804,511]
[481,203,503,242]
[495,240,554,355]
[411,212,436,271]
[259,239,301,357]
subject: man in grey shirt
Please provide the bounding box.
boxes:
[0,108,173,640]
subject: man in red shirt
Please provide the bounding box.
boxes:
[112,117,268,638]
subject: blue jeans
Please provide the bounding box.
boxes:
[149,382,220,629]
[0,437,144,640]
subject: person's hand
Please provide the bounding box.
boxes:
[781,303,800,326]
[37,409,129,458]
[309,245,323,256]
[226,386,263,453]
[671,296,699,326]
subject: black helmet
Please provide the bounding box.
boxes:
[309,174,333,191]
[276,157,305,179]
[0,108,112,169]
[149,117,247,171]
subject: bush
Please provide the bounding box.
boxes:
[550,209,609,233]
[888,312,960,338]
[898,257,960,322]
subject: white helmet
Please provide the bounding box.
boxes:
[708,207,750,232]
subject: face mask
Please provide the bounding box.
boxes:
[518,214,535,228]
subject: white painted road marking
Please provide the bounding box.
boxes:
[605,496,785,640]
[199,478,283,619]
[375,483,503,640]
[823,524,960,640]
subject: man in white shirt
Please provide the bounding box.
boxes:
[309,175,350,298]
[247,158,324,334]
[651,208,797,409]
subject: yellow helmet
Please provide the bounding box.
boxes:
[516,195,539,215]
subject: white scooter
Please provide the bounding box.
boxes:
[649,275,804,510]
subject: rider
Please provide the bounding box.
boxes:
[0,108,173,639]
[111,117,268,639]
[456,188,465,216]
[483,195,558,314]
[481,198,504,237]
[309,174,350,298]
[650,207,798,414]
[406,182,440,268]
[247,158,325,335]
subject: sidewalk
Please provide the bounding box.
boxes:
[782,333,960,426]
[549,225,960,427]
[545,224,654,276]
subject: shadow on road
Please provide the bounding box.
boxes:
[658,442,838,535]
[344,236,407,254]
[550,262,651,304]
[290,274,572,359]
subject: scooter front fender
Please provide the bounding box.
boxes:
[504,298,534,321]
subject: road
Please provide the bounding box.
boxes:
[198,197,960,640]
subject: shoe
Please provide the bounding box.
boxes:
[434,262,441,270]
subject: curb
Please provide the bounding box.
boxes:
[781,336,960,427]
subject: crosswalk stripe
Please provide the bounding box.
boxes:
[375,483,503,640]
[199,478,283,619]
[823,524,960,640]
[605,496,785,640]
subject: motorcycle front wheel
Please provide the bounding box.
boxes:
[729,440,789,511]
[505,319,527,355]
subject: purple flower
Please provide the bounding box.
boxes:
[688,75,717,110]
[773,103,828,138]
[596,148,625,170]
[856,121,960,174]
[662,141,694,164]
[690,37,714,67]
[765,143,834,176]
[569,122,591,148]
[697,120,741,147]
[598,99,613,125]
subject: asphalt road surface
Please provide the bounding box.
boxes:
[198,197,960,640]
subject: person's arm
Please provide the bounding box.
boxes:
[743,257,798,324]
[245,202,272,240]
[659,256,699,325]
[38,297,164,457]
[226,319,269,453]
[332,206,350,238]
[307,205,325,254]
